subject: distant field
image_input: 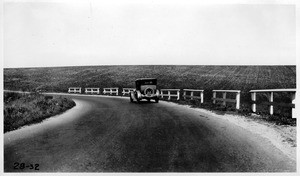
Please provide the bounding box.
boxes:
[4,65,296,103]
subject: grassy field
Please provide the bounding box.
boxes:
[4,65,296,119]
[4,65,295,91]
[4,92,76,133]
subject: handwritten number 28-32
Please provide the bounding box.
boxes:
[13,162,39,170]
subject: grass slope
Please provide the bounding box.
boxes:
[4,92,76,133]
[4,65,296,99]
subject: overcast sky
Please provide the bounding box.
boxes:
[3,0,296,68]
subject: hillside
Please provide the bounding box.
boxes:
[4,65,296,102]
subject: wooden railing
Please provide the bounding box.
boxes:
[68,87,82,94]
[249,89,296,118]
[183,89,204,103]
[103,88,119,95]
[85,88,100,94]
[212,90,241,109]
[160,89,180,100]
[122,88,135,96]
[64,87,296,118]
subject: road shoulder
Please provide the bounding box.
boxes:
[4,99,91,145]
[163,101,297,162]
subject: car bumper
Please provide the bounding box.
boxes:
[140,94,159,99]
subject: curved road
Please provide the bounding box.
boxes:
[4,95,296,172]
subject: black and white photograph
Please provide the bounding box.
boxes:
[1,0,298,174]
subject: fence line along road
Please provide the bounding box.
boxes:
[183,89,204,103]
[6,87,297,118]
[68,87,82,94]
[160,89,180,100]
[122,88,135,96]
[249,89,296,118]
[212,90,241,109]
[103,88,119,96]
[85,88,100,94]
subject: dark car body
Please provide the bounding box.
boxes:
[130,78,160,103]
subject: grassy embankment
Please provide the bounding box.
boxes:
[174,98,296,126]
[4,65,296,125]
[4,92,76,133]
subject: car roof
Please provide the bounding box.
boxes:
[135,78,157,81]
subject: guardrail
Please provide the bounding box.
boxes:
[85,88,100,94]
[249,89,296,118]
[160,89,180,100]
[68,87,82,94]
[103,88,119,95]
[63,87,295,118]
[212,90,241,109]
[183,89,204,103]
[122,88,135,96]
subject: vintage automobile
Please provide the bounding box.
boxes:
[130,78,160,103]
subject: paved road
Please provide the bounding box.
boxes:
[4,95,296,172]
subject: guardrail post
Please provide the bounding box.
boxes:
[213,91,216,104]
[168,91,171,100]
[191,91,194,100]
[250,89,296,117]
[269,92,274,115]
[177,90,180,100]
[222,92,227,106]
[236,91,240,109]
[200,91,204,103]
[291,92,296,118]
[183,90,186,100]
[116,89,119,95]
[251,92,256,112]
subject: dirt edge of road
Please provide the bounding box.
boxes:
[164,101,297,162]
